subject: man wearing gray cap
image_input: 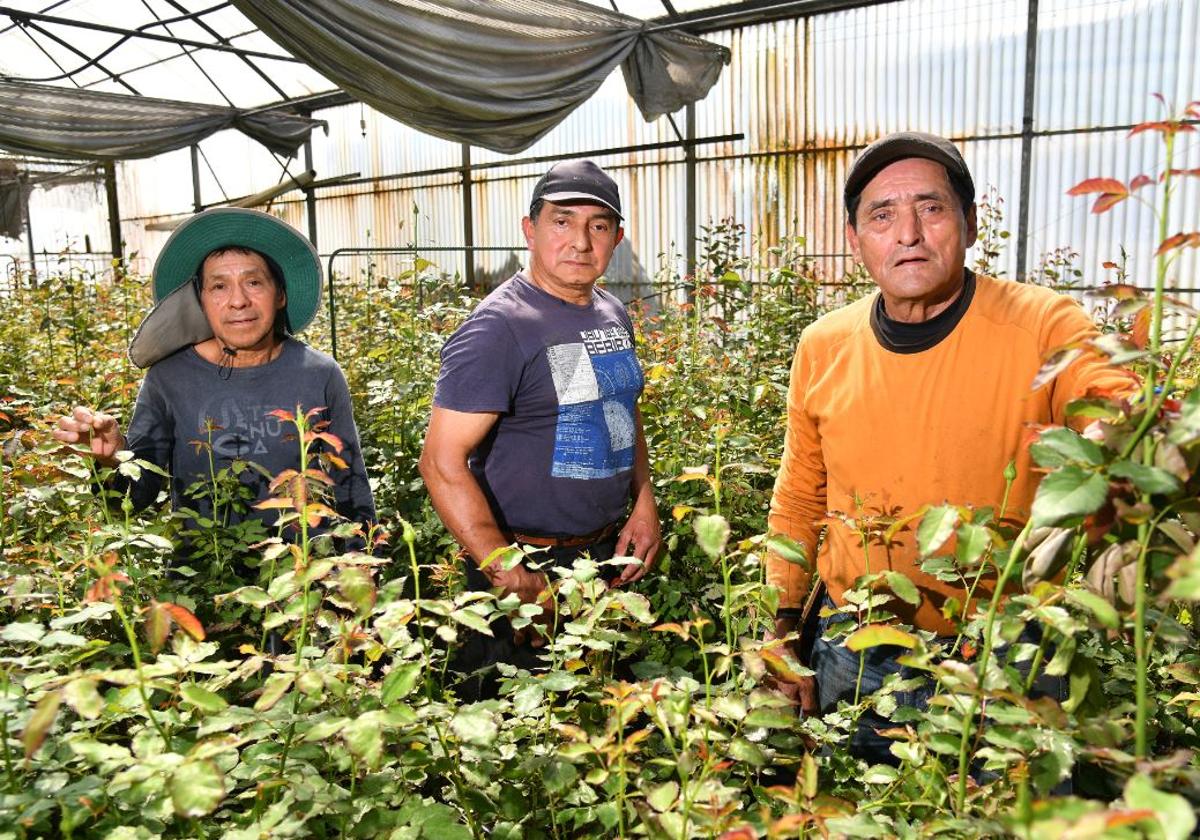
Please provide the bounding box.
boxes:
[420,160,661,690]
[765,132,1133,761]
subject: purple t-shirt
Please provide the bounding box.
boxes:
[433,273,644,536]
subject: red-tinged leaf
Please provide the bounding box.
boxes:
[1129,174,1154,191]
[303,469,334,486]
[1032,346,1084,391]
[163,603,206,641]
[1102,261,1119,270]
[652,622,691,640]
[1167,168,1200,178]
[266,408,294,422]
[760,647,811,684]
[84,571,130,604]
[1067,177,1127,196]
[718,827,757,840]
[323,452,348,471]
[268,469,300,492]
[254,498,296,510]
[1129,120,1194,137]
[304,503,338,528]
[1092,192,1128,214]
[1151,92,1166,106]
[1155,232,1200,256]
[23,690,62,760]
[306,431,344,453]
[1131,308,1151,350]
[303,405,327,421]
[1105,810,1157,828]
[145,601,172,654]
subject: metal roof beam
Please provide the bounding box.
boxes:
[646,0,905,33]
[0,5,304,62]
[161,0,289,101]
[22,19,141,94]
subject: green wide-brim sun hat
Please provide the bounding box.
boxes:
[128,207,323,368]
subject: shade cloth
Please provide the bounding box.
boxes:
[233,0,730,154]
[0,81,321,161]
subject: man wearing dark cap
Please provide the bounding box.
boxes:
[765,132,1133,760]
[420,160,661,690]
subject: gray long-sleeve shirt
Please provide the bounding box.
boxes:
[122,337,375,530]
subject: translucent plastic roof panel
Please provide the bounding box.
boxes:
[0,0,335,109]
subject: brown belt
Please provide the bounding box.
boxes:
[506,521,620,549]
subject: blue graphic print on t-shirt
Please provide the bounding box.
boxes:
[546,325,642,479]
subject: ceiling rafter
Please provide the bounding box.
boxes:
[0,4,303,64]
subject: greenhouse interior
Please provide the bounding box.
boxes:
[1,0,1199,837]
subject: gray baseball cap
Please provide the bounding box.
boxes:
[844,131,975,214]
[530,159,623,219]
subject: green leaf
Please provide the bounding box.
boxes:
[917,505,959,556]
[884,572,920,606]
[62,678,103,720]
[1031,466,1109,527]
[1123,773,1196,840]
[955,522,992,567]
[451,706,498,747]
[343,713,385,770]
[449,607,494,636]
[229,586,273,608]
[1064,588,1119,629]
[23,690,61,759]
[764,534,808,567]
[1029,427,1105,468]
[694,514,731,558]
[180,684,228,714]
[253,673,294,712]
[844,624,918,652]
[337,566,376,617]
[613,591,655,624]
[1167,387,1200,445]
[381,662,422,705]
[169,759,225,817]
[542,757,578,795]
[744,708,795,728]
[1107,460,1183,495]
[302,717,348,742]
[2,622,45,644]
[646,780,678,812]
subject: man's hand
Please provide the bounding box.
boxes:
[488,560,554,646]
[765,615,819,716]
[52,406,124,466]
[611,502,662,586]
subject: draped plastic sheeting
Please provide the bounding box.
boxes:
[0,81,321,161]
[232,0,730,154]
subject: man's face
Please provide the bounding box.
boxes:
[521,202,624,301]
[846,157,978,320]
[198,250,286,352]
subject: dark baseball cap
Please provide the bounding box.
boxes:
[844,131,975,217]
[530,159,623,219]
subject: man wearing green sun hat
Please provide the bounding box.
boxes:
[53,207,375,537]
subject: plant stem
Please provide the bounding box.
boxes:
[111,593,170,745]
[955,520,1033,812]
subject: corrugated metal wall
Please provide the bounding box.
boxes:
[6,0,1197,307]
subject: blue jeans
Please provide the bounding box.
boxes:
[811,595,1064,767]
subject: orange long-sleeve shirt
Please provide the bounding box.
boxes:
[767,275,1135,634]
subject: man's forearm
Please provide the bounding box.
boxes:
[422,464,509,574]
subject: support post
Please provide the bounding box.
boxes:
[461,142,476,291]
[303,135,318,248]
[103,161,123,267]
[685,104,697,293]
[190,145,202,213]
[21,177,35,287]
[1014,0,1039,281]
